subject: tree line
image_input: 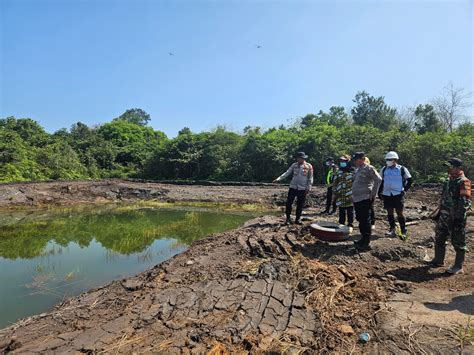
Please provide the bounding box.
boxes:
[1,86,473,184]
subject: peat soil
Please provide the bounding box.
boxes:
[0,180,287,208]
[0,183,473,354]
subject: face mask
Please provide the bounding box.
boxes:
[339,162,348,168]
[325,162,331,166]
[386,160,395,167]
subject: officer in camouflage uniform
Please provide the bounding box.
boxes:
[429,158,471,274]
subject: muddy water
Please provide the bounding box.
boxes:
[0,205,255,328]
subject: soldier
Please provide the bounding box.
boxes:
[429,158,471,274]
[273,152,314,225]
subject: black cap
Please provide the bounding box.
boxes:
[326,157,334,161]
[352,151,365,160]
[296,151,308,159]
[444,158,463,168]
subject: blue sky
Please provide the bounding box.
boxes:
[1,0,472,137]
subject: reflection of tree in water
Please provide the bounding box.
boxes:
[0,208,250,259]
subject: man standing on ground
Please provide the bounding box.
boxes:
[332,155,354,232]
[365,156,377,230]
[273,152,314,225]
[429,158,471,274]
[378,151,413,240]
[324,157,337,214]
[352,152,382,250]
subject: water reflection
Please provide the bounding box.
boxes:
[0,205,255,328]
[0,206,252,259]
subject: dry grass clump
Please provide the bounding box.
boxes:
[286,255,383,352]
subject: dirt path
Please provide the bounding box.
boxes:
[0,183,473,353]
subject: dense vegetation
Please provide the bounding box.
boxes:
[1,89,473,184]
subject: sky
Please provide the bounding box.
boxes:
[1,0,473,137]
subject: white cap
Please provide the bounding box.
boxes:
[385,151,399,160]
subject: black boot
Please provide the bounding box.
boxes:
[295,213,302,225]
[428,243,446,267]
[398,216,407,234]
[354,235,371,251]
[398,216,408,240]
[447,250,465,275]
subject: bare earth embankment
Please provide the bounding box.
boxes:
[0,181,472,354]
[0,180,286,208]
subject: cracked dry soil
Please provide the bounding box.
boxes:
[0,183,473,354]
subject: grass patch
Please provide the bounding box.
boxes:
[113,200,274,213]
[451,317,474,351]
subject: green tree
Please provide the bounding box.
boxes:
[398,131,474,181]
[69,122,117,174]
[237,128,300,182]
[300,114,318,128]
[0,117,49,147]
[178,127,192,136]
[198,127,242,180]
[301,107,350,129]
[144,127,243,181]
[113,108,151,126]
[351,91,398,130]
[36,141,87,180]
[98,120,166,173]
[414,104,444,134]
[299,123,344,182]
[145,129,203,180]
[0,129,44,182]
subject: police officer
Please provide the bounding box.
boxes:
[352,152,382,250]
[273,152,314,225]
[429,158,471,274]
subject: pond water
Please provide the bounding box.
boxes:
[0,204,256,328]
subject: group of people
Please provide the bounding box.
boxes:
[273,151,471,275]
[324,152,413,241]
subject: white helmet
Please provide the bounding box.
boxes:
[385,151,399,160]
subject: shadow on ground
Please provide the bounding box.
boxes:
[424,292,474,315]
[387,265,451,283]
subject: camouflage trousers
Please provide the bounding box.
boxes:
[435,209,468,252]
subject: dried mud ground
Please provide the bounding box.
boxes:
[0,180,287,208]
[0,181,473,354]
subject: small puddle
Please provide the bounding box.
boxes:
[0,204,258,328]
